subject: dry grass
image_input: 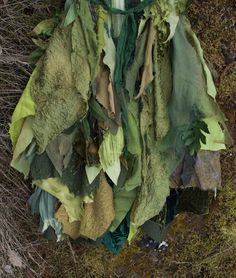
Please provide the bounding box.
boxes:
[0,1,64,277]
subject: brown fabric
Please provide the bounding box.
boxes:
[56,172,115,240]
[194,150,221,190]
[55,205,81,240]
[96,57,116,117]
[79,172,115,240]
[135,21,156,99]
[170,150,221,191]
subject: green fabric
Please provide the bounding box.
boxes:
[64,0,77,27]
[125,23,148,99]
[9,0,229,254]
[78,0,99,80]
[33,178,84,223]
[11,117,35,178]
[90,0,154,127]
[131,88,170,227]
[9,68,38,149]
[103,212,130,254]
[98,127,124,170]
[63,161,100,197]
[31,151,55,180]
[110,187,137,232]
[31,16,93,153]
[160,16,226,173]
[200,117,226,151]
[46,129,77,176]
[29,187,63,241]
[89,98,118,134]
[153,41,172,140]
[126,101,142,155]
[60,152,82,195]
[124,155,142,191]
[142,220,166,243]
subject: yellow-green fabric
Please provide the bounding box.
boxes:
[11,117,34,178]
[33,178,85,223]
[9,68,38,149]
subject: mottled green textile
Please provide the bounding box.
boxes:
[160,16,225,172]
[153,42,172,140]
[31,5,97,153]
[31,152,55,180]
[10,0,228,254]
[131,88,170,227]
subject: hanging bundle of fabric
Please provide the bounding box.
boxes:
[10,0,232,253]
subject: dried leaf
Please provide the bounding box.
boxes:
[8,250,24,268]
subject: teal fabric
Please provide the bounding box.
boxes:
[28,188,63,240]
[102,212,130,254]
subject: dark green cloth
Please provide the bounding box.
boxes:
[102,212,130,254]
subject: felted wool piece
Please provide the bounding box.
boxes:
[55,204,81,240]
[56,172,115,240]
[79,172,115,240]
[31,16,93,153]
[153,40,172,140]
[131,90,170,227]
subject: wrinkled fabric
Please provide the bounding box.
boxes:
[192,150,221,191]
[33,178,85,223]
[135,21,156,99]
[9,68,38,149]
[29,187,63,241]
[10,0,229,254]
[170,150,221,191]
[103,212,130,254]
[11,117,35,178]
[79,172,115,240]
[46,130,77,176]
[160,16,226,174]
[131,87,170,226]
[96,58,116,116]
[56,172,115,240]
[98,127,124,170]
[31,16,93,153]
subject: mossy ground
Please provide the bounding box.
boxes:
[0,0,235,277]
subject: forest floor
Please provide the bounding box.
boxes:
[0,0,235,277]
